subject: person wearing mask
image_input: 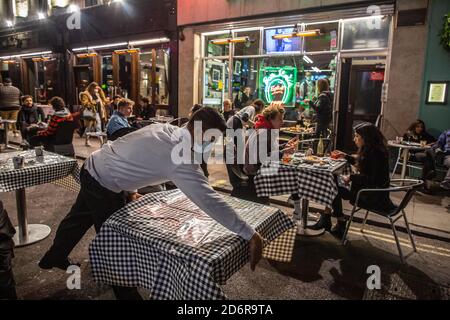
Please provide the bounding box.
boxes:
[0,78,22,137]
[80,82,107,146]
[29,97,74,149]
[403,120,437,192]
[234,87,253,109]
[38,107,263,300]
[310,78,333,138]
[311,124,395,238]
[222,99,235,121]
[106,99,134,139]
[16,95,46,143]
[434,129,450,190]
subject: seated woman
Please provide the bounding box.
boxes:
[311,123,395,238]
[17,95,46,143]
[234,104,297,204]
[403,120,437,191]
[29,97,74,149]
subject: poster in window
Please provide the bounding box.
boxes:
[13,0,29,17]
[426,81,448,105]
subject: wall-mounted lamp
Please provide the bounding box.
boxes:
[210,36,250,45]
[272,29,321,40]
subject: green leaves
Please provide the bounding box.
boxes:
[439,12,450,52]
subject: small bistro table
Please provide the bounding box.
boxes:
[89,189,296,299]
[387,140,431,180]
[254,156,349,237]
[0,150,79,246]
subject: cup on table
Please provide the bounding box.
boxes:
[13,156,25,169]
[395,136,403,144]
[305,148,314,156]
[34,146,44,157]
[420,140,427,148]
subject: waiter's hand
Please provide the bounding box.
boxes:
[127,192,142,202]
[249,232,263,271]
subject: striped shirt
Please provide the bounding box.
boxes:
[38,111,73,137]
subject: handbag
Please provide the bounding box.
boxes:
[82,108,96,120]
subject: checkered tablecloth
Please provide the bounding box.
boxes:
[254,159,350,208]
[0,150,79,192]
[89,189,296,300]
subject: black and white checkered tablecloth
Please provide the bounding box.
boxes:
[89,189,296,300]
[254,160,350,208]
[0,150,79,192]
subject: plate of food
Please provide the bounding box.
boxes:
[281,125,314,135]
[303,155,327,165]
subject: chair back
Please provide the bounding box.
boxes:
[390,179,424,216]
[50,144,75,157]
[298,138,332,154]
[52,120,76,145]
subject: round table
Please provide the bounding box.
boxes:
[388,140,431,180]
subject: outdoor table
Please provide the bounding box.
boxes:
[254,156,349,236]
[89,189,296,300]
[0,150,79,246]
[387,140,431,180]
[149,116,174,123]
[0,119,20,151]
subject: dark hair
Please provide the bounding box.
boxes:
[407,119,426,133]
[49,97,66,111]
[118,98,134,109]
[21,95,33,103]
[113,95,121,100]
[188,107,227,132]
[191,104,203,115]
[4,78,12,84]
[252,99,265,113]
[141,97,150,104]
[354,123,388,172]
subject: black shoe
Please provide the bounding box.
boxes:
[309,214,332,231]
[419,186,434,195]
[39,251,80,271]
[330,220,347,239]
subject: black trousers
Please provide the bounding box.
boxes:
[0,205,17,300]
[46,167,141,300]
[331,186,353,218]
[29,135,54,148]
[410,148,436,180]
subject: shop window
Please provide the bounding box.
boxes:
[101,55,114,96]
[205,34,230,57]
[304,22,339,53]
[234,30,261,56]
[263,27,302,54]
[139,48,170,105]
[231,58,259,107]
[118,54,132,99]
[202,59,229,107]
[342,16,391,50]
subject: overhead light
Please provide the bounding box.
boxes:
[272,29,321,40]
[38,12,46,20]
[303,55,313,64]
[68,4,80,13]
[6,20,14,27]
[129,38,170,46]
[113,50,128,55]
[77,53,98,58]
[0,51,52,60]
[72,42,128,52]
[210,36,250,45]
[2,60,16,64]
[312,67,321,73]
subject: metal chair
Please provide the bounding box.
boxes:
[298,138,332,154]
[341,179,423,263]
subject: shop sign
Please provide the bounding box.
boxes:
[259,67,297,107]
[370,71,385,81]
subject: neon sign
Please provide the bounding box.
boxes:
[259,67,297,107]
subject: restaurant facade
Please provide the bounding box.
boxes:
[0,0,178,115]
[178,0,433,149]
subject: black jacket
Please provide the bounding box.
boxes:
[310,91,333,124]
[17,105,46,134]
[346,148,394,212]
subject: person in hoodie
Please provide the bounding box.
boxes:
[17,95,46,143]
[310,78,333,138]
[29,97,74,148]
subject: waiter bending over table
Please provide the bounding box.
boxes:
[39,107,263,300]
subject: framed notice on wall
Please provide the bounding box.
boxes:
[426,81,449,105]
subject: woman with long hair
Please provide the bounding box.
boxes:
[79,82,107,146]
[311,123,394,238]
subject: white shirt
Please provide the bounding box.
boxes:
[84,123,256,241]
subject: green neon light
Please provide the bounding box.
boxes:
[259,66,297,107]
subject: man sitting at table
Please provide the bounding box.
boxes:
[38,107,263,300]
[106,98,135,140]
[17,95,46,144]
[29,97,74,149]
